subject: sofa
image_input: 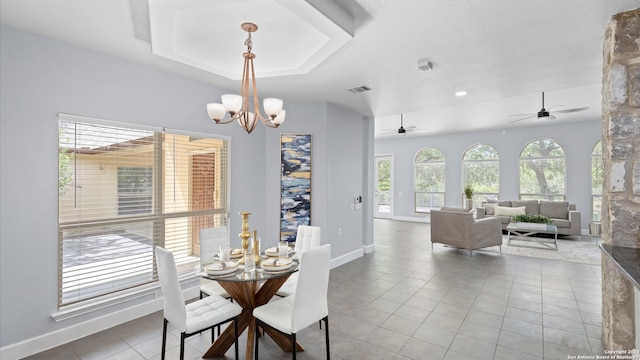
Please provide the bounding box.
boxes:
[430,207,503,254]
[476,200,581,236]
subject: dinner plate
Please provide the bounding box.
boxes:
[261,257,293,271]
[229,248,243,259]
[204,261,239,275]
[265,247,291,257]
[260,265,293,274]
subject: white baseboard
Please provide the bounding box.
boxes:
[362,243,376,254]
[3,249,363,360]
[392,215,429,223]
[0,287,199,360]
[329,248,363,269]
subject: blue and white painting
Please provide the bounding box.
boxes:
[280,134,311,242]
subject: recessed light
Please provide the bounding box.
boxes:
[455,90,468,97]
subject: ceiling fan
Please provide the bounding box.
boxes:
[379,114,428,135]
[509,92,589,123]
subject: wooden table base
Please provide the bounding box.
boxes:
[202,274,303,360]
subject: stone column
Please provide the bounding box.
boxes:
[601,7,640,352]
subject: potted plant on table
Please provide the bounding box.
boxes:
[463,185,474,210]
[511,214,553,230]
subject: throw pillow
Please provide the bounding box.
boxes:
[493,206,526,217]
[512,200,539,215]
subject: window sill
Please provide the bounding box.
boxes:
[52,272,199,322]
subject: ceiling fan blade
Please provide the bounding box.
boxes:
[552,107,589,114]
[377,129,397,135]
[509,113,535,117]
[405,125,417,130]
[509,115,535,123]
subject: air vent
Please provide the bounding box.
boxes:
[346,85,372,94]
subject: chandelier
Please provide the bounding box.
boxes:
[207,23,286,134]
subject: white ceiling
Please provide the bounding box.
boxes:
[1,0,638,137]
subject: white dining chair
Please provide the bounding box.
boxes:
[199,226,231,299]
[155,247,242,360]
[275,225,321,297]
[253,244,331,360]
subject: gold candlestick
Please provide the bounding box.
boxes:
[239,211,252,264]
[252,230,261,265]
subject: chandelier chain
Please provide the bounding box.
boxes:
[244,32,253,53]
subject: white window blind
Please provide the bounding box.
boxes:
[58,115,229,307]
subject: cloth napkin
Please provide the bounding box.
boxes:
[261,257,292,268]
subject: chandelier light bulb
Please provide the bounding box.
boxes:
[221,94,243,114]
[263,98,283,118]
[273,110,286,125]
[206,103,226,121]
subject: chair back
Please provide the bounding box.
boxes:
[291,244,330,333]
[200,226,229,264]
[294,225,321,256]
[155,247,187,332]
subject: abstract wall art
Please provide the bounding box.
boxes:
[280,134,311,242]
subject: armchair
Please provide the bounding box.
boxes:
[430,207,503,255]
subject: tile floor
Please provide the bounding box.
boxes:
[23,219,604,360]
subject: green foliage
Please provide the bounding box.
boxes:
[519,139,566,199]
[520,139,565,158]
[415,147,444,163]
[414,147,445,192]
[463,185,473,199]
[462,144,499,160]
[58,128,74,196]
[591,141,603,195]
[377,159,391,191]
[512,214,553,224]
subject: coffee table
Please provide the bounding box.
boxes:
[507,222,558,250]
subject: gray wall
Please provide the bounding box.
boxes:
[375,121,602,228]
[0,25,369,350]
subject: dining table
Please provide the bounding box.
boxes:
[199,251,300,360]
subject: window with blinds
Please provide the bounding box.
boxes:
[58,114,229,308]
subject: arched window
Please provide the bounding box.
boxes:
[519,139,566,201]
[591,141,603,221]
[414,147,445,213]
[462,144,500,208]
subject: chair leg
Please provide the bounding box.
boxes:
[292,332,297,360]
[180,333,186,360]
[234,317,239,360]
[324,316,330,360]
[161,318,168,360]
[254,319,260,360]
